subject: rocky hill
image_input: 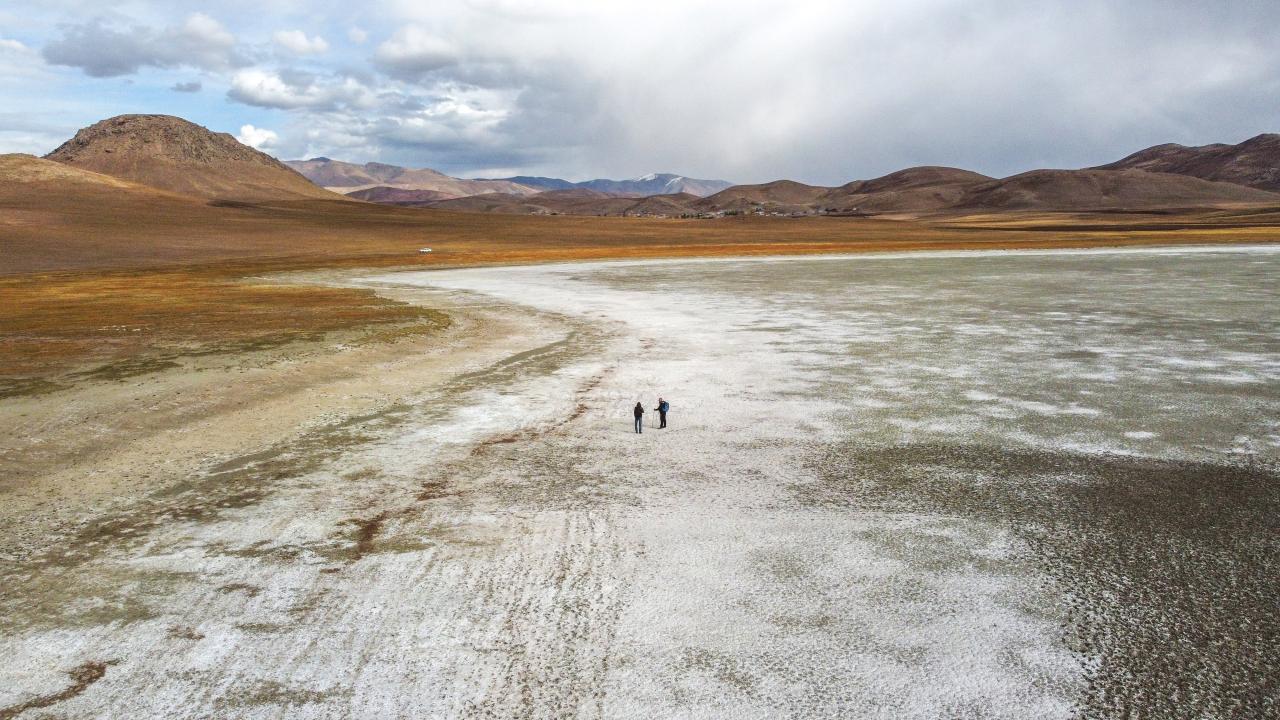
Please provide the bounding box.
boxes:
[44,115,337,202]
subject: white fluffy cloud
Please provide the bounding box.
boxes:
[0,36,53,95]
[245,79,529,174]
[273,29,329,55]
[235,124,278,149]
[228,68,372,110]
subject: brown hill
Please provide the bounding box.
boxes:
[0,152,253,271]
[530,190,642,216]
[1,153,160,191]
[1097,134,1280,192]
[427,188,640,215]
[819,166,993,213]
[623,192,700,216]
[532,188,617,201]
[345,186,454,206]
[696,180,830,213]
[0,153,202,211]
[282,157,394,187]
[44,115,338,202]
[426,193,546,214]
[285,157,539,198]
[953,169,1280,211]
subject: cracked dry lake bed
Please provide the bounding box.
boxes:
[2,246,1277,718]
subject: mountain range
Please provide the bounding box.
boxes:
[4,113,1279,276]
[697,162,1277,215]
[284,135,1280,217]
[282,158,539,198]
[7,114,1279,221]
[474,172,734,197]
[345,161,1277,218]
[285,157,734,202]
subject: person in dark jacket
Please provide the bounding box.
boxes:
[633,402,645,433]
[655,397,669,428]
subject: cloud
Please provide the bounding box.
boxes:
[227,68,373,110]
[20,1,1280,182]
[0,35,53,89]
[273,29,328,55]
[235,124,278,149]
[337,0,1280,182]
[171,80,202,92]
[0,111,78,155]
[373,26,457,80]
[41,13,245,77]
[244,76,536,172]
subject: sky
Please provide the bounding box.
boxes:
[1,0,1277,184]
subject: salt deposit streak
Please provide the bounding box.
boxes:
[409,262,1088,716]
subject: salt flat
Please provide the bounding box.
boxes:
[2,247,1276,718]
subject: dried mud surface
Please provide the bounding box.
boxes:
[805,444,1279,718]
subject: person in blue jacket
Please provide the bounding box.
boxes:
[655,397,670,428]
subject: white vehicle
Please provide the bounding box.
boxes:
[418,247,433,254]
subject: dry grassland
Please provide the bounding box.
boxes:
[2,194,1278,394]
[0,268,444,397]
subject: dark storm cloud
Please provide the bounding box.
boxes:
[339,0,1280,181]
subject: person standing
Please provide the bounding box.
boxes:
[655,397,669,428]
[633,402,645,433]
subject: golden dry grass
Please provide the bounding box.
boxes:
[0,268,444,392]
